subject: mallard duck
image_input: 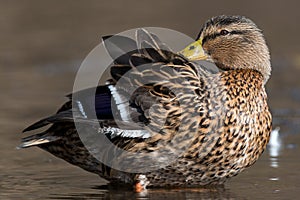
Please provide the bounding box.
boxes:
[20,15,272,190]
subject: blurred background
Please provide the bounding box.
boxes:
[1,0,299,199]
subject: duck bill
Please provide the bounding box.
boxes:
[179,39,208,61]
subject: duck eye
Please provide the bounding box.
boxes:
[220,30,230,36]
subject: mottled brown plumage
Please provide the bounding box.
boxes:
[20,15,272,189]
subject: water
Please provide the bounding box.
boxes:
[1,1,300,199]
[1,139,300,199]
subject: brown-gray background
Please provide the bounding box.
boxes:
[1,0,299,199]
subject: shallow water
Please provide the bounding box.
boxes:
[1,1,300,199]
[1,131,300,199]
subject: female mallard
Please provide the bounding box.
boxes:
[20,15,272,190]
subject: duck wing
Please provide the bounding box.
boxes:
[20,29,210,177]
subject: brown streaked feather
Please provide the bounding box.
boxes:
[21,17,272,188]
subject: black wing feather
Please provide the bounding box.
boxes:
[22,28,207,146]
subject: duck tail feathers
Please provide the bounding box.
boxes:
[18,132,60,149]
